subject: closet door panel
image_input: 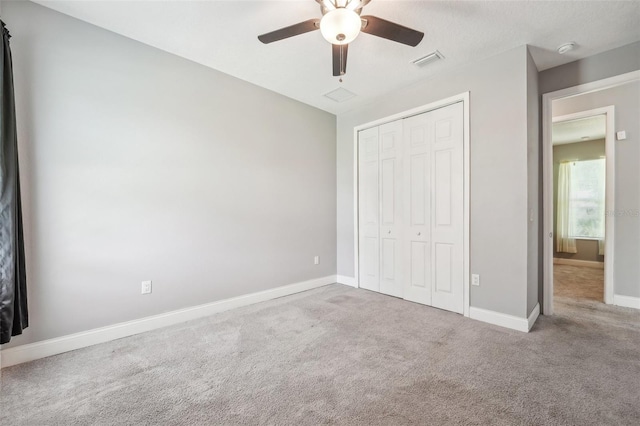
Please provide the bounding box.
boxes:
[358,127,380,292]
[434,150,452,226]
[430,102,464,314]
[402,114,431,305]
[434,243,453,293]
[410,241,428,288]
[379,120,403,298]
[410,155,427,225]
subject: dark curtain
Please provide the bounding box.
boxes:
[0,20,27,345]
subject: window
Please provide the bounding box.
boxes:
[568,159,605,239]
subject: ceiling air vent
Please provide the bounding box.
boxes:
[324,87,356,103]
[412,50,444,68]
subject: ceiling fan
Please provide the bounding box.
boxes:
[258,0,424,78]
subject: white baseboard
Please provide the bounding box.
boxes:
[0,275,337,369]
[528,303,541,330]
[469,303,540,333]
[553,258,604,269]
[613,294,640,309]
[336,275,357,288]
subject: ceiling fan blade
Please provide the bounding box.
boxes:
[332,44,349,77]
[258,19,320,44]
[360,15,424,47]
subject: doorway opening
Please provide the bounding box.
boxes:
[552,112,609,305]
[542,70,640,316]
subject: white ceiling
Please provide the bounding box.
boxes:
[33,0,640,115]
[552,115,606,145]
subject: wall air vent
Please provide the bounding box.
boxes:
[412,50,444,67]
[324,87,357,103]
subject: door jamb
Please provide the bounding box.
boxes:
[352,92,471,317]
[541,70,639,315]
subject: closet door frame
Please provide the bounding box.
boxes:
[353,92,471,318]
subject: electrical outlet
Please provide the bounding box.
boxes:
[471,274,480,286]
[314,256,320,265]
[141,280,152,295]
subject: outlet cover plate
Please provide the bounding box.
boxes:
[471,274,480,286]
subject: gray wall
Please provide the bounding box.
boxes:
[1,1,337,348]
[337,46,535,318]
[539,42,640,95]
[553,82,640,298]
[526,49,540,316]
[553,140,606,263]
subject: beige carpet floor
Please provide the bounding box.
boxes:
[1,284,639,425]
[554,263,604,302]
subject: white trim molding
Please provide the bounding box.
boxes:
[553,258,605,269]
[613,295,640,310]
[0,275,337,369]
[336,275,357,288]
[470,303,540,333]
[528,304,541,331]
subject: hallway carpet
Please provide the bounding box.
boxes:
[1,284,639,425]
[554,263,604,302]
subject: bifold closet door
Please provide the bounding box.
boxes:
[358,101,464,314]
[358,126,380,292]
[402,112,432,305]
[358,122,403,297]
[378,120,403,298]
[403,102,464,314]
[429,102,464,314]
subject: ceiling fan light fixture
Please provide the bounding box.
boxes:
[346,0,363,11]
[321,0,336,11]
[320,8,361,45]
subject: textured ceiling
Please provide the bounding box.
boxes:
[553,115,606,145]
[33,0,640,115]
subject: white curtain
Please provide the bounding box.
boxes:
[557,162,577,253]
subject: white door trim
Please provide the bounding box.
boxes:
[542,70,640,315]
[352,92,471,317]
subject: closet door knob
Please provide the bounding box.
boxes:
[417,232,421,236]
[388,230,391,234]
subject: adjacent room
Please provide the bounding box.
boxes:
[1,1,639,425]
[552,115,607,303]
[548,80,640,321]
